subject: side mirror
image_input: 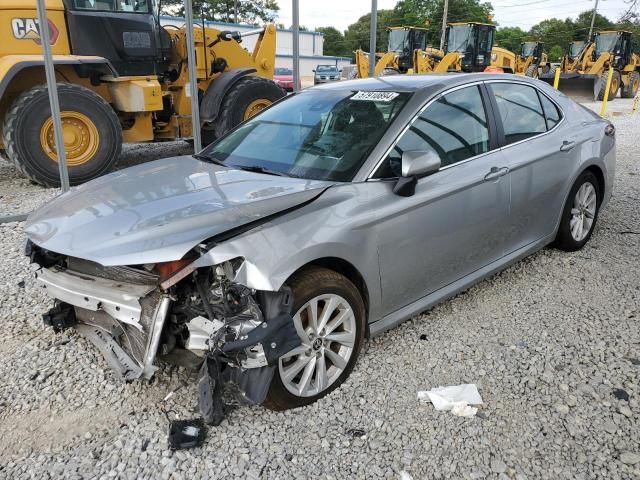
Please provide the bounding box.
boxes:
[393,150,441,197]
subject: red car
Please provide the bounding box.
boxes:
[273,67,300,92]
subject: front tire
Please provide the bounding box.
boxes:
[553,171,600,251]
[3,83,122,187]
[596,70,620,101]
[264,267,366,410]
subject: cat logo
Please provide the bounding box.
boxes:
[11,18,59,45]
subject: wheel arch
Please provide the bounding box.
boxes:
[199,67,257,124]
[584,164,606,202]
[0,57,115,101]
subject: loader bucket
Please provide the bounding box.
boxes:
[539,73,599,101]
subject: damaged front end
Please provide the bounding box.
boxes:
[29,241,300,424]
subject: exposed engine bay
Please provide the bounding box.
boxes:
[28,241,301,425]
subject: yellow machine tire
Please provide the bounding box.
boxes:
[621,71,640,99]
[596,70,620,101]
[2,83,122,187]
[213,76,286,140]
[525,64,539,78]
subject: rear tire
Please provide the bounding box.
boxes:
[213,76,285,139]
[553,170,600,251]
[264,267,366,410]
[3,83,122,187]
[525,64,539,78]
[621,70,640,98]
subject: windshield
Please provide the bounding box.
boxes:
[595,33,619,56]
[316,65,338,73]
[199,90,410,182]
[447,25,472,53]
[521,42,536,57]
[388,29,409,53]
[274,68,292,75]
[568,41,585,58]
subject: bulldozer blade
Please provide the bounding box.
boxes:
[540,73,598,101]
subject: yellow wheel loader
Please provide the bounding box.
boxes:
[490,41,548,77]
[354,26,430,78]
[0,0,283,187]
[540,31,640,101]
[355,22,495,77]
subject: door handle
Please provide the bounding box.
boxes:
[560,140,576,152]
[484,166,509,181]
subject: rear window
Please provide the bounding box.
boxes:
[490,83,546,145]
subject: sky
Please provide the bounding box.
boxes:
[275,0,633,32]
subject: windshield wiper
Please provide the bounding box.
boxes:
[238,165,294,177]
[193,153,226,166]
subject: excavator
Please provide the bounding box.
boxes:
[0,0,284,186]
[355,22,495,77]
[540,31,640,101]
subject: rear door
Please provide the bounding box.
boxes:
[372,84,511,314]
[486,81,575,253]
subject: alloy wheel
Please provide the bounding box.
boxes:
[278,294,356,397]
[569,182,597,241]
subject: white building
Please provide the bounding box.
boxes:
[160,16,352,79]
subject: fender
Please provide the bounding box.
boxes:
[0,54,116,100]
[199,67,257,124]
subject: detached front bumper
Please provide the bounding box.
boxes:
[36,266,169,381]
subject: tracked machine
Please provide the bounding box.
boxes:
[0,0,284,186]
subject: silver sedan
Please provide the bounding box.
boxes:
[25,73,615,421]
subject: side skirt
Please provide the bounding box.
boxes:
[368,234,554,337]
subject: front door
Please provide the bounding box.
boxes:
[372,84,511,315]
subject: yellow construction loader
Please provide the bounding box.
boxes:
[355,26,430,77]
[490,41,549,77]
[356,22,495,77]
[0,0,283,186]
[540,31,640,101]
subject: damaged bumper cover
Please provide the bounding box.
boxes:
[36,266,170,380]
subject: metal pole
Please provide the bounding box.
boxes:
[184,0,202,151]
[292,0,300,92]
[369,0,377,77]
[36,0,69,191]
[440,0,449,51]
[234,0,238,23]
[588,0,599,40]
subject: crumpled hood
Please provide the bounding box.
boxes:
[25,156,332,266]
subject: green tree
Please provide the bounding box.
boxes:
[548,45,564,61]
[160,0,279,24]
[495,26,527,52]
[573,11,614,40]
[317,26,350,57]
[343,9,397,53]
[529,18,575,54]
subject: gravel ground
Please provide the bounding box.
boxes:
[0,102,639,479]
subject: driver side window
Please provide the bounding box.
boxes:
[373,85,490,178]
[74,0,149,12]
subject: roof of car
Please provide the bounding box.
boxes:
[314,73,541,93]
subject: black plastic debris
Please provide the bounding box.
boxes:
[17,280,25,288]
[42,301,77,332]
[419,334,428,341]
[141,439,150,452]
[197,357,225,426]
[613,388,630,401]
[168,419,206,450]
[346,428,366,438]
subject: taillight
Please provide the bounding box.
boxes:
[605,123,615,137]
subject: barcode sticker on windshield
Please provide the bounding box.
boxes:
[351,91,400,102]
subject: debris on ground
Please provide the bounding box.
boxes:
[418,384,483,417]
[613,388,630,401]
[168,419,206,450]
